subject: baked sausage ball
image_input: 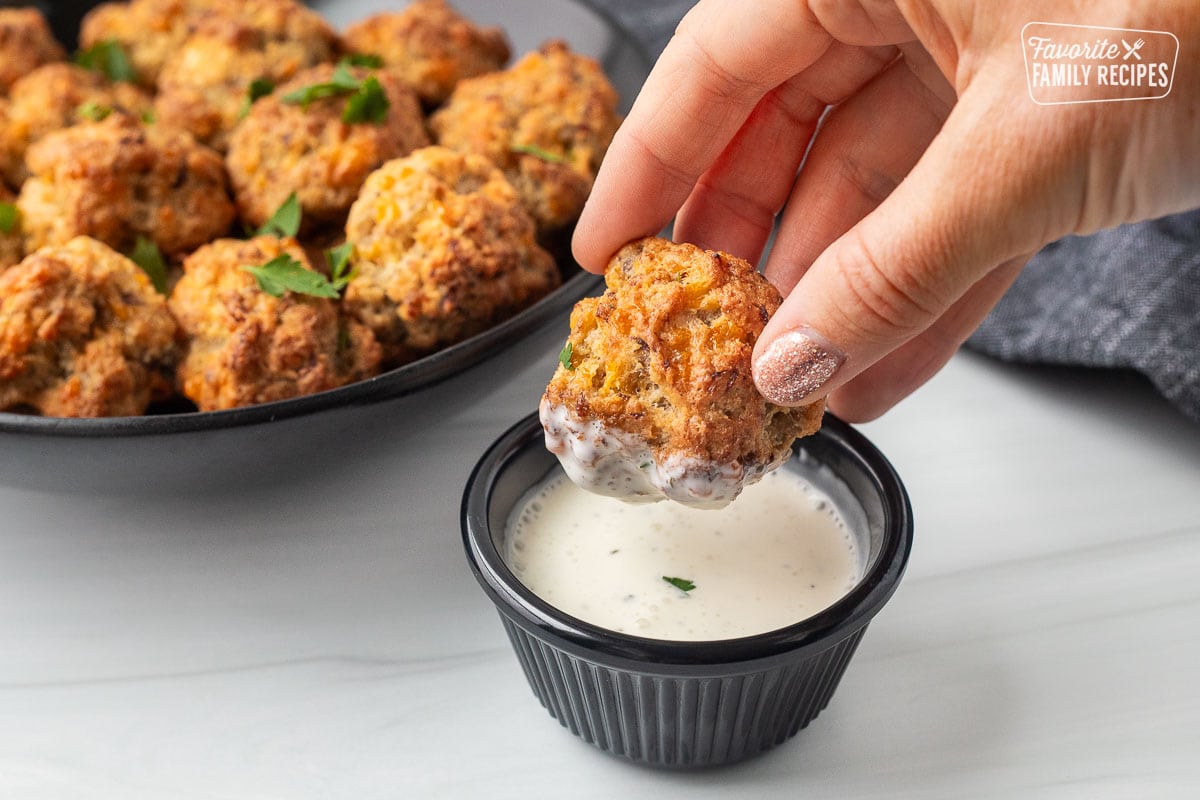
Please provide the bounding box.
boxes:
[0,63,152,187]
[343,0,509,107]
[540,237,825,509]
[342,145,559,367]
[169,236,381,411]
[16,113,235,257]
[155,0,341,151]
[0,236,180,417]
[79,0,220,89]
[226,63,429,234]
[429,40,619,241]
[0,7,66,93]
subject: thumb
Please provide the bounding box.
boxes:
[752,83,1083,406]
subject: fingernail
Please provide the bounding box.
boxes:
[753,327,846,406]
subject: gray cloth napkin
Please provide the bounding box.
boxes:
[596,0,1200,423]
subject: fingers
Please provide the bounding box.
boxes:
[572,0,832,272]
[825,255,1028,421]
[672,42,897,265]
[753,77,1072,407]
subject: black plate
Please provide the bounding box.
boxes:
[0,0,651,491]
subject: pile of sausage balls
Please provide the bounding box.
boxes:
[0,0,619,416]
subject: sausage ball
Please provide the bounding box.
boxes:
[429,40,619,241]
[343,0,509,107]
[0,7,66,93]
[155,0,341,151]
[226,63,429,234]
[79,0,220,89]
[169,236,381,411]
[0,63,152,187]
[0,184,22,270]
[16,113,235,257]
[540,237,825,509]
[0,236,180,417]
[342,145,559,367]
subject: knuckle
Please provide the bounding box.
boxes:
[830,230,940,339]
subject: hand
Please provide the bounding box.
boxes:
[572,0,1200,420]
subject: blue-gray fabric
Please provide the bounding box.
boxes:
[597,0,1200,423]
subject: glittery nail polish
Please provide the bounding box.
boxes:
[753,327,846,406]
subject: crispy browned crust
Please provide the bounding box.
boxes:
[169,236,381,411]
[226,63,429,233]
[543,237,824,467]
[0,8,66,93]
[154,0,342,151]
[16,113,235,257]
[79,0,222,89]
[0,63,153,187]
[429,40,619,238]
[0,236,180,417]
[342,145,559,367]
[343,0,510,106]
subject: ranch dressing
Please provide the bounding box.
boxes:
[506,467,862,641]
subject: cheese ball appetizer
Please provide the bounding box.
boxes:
[16,113,235,257]
[169,236,381,411]
[226,63,429,234]
[342,146,559,367]
[540,237,825,509]
[0,184,23,271]
[0,236,180,417]
[0,63,153,187]
[154,0,341,151]
[343,0,510,107]
[429,40,619,242]
[0,7,66,93]
[79,0,220,89]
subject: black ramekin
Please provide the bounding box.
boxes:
[462,412,913,769]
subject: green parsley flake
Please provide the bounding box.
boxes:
[511,144,567,164]
[0,202,19,234]
[239,77,276,119]
[342,53,384,68]
[129,236,168,294]
[281,62,361,108]
[243,253,341,299]
[140,109,157,125]
[77,101,113,122]
[281,61,389,124]
[75,40,137,83]
[325,241,355,289]
[342,75,389,124]
[255,193,301,238]
[558,341,574,370]
[662,576,696,593]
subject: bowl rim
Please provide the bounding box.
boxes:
[461,411,914,670]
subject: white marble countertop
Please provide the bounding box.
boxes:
[2,326,1198,799]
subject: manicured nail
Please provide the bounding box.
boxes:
[753,327,846,406]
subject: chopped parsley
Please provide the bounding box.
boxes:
[558,341,574,370]
[342,76,389,124]
[342,53,384,69]
[254,193,301,238]
[77,101,113,122]
[0,202,19,234]
[662,576,696,593]
[75,40,137,83]
[281,60,390,124]
[325,241,355,289]
[238,77,276,119]
[140,108,156,124]
[511,144,567,164]
[243,253,343,299]
[129,236,168,294]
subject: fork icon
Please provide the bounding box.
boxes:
[1122,38,1145,60]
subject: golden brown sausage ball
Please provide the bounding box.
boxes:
[169,236,381,411]
[429,40,619,241]
[16,113,235,257]
[0,63,152,187]
[0,8,66,93]
[0,236,179,417]
[226,63,429,234]
[154,0,341,151]
[342,145,559,367]
[540,237,824,509]
[79,0,220,89]
[0,184,23,271]
[343,0,509,106]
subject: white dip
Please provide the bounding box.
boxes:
[506,466,863,641]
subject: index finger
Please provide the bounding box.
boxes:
[571,0,832,272]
